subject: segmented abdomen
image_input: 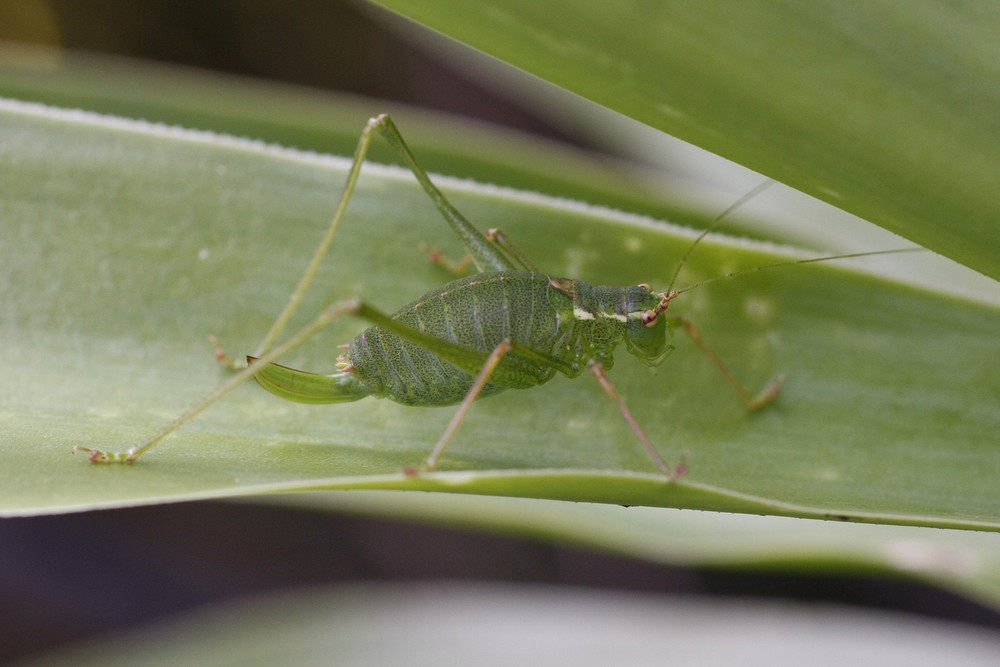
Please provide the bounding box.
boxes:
[347,271,577,406]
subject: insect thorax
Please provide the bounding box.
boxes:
[557,280,670,367]
[345,271,638,406]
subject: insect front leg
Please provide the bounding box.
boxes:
[668,316,784,410]
[587,360,685,479]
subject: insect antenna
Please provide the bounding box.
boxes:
[672,247,924,296]
[665,179,777,295]
[655,179,923,311]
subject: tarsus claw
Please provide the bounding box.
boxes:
[73,446,136,464]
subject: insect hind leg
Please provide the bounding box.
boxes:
[208,117,387,373]
[236,112,529,367]
[77,298,367,463]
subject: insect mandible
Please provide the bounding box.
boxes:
[76,114,912,475]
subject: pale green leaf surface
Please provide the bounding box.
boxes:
[373,0,1000,280]
[1,45,994,307]
[2,100,998,529]
[0,42,695,226]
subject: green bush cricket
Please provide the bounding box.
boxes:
[76,114,915,475]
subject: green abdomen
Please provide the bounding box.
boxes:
[347,271,577,406]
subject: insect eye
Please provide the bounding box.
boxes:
[641,310,658,326]
[637,283,652,291]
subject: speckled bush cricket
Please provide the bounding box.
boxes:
[76,114,914,475]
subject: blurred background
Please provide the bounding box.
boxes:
[2,1,999,663]
[1,0,560,134]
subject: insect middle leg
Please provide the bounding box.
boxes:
[420,227,539,276]
[417,344,684,477]
[417,340,516,474]
[406,350,682,476]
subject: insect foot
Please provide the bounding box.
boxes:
[73,446,137,464]
[208,334,247,371]
[75,298,367,464]
[669,452,690,481]
[418,241,473,276]
[748,374,786,411]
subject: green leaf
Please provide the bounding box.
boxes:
[0,43,695,225]
[2,99,998,530]
[372,0,1000,279]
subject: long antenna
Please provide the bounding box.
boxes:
[666,179,777,294]
[673,247,924,295]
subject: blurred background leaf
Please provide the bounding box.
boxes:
[375,0,1000,280]
[17,580,1000,666]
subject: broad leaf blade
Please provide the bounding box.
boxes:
[2,100,998,529]
[0,44,696,225]
[372,0,1000,280]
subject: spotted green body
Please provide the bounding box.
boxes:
[244,114,731,476]
[79,114,778,475]
[339,271,671,406]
